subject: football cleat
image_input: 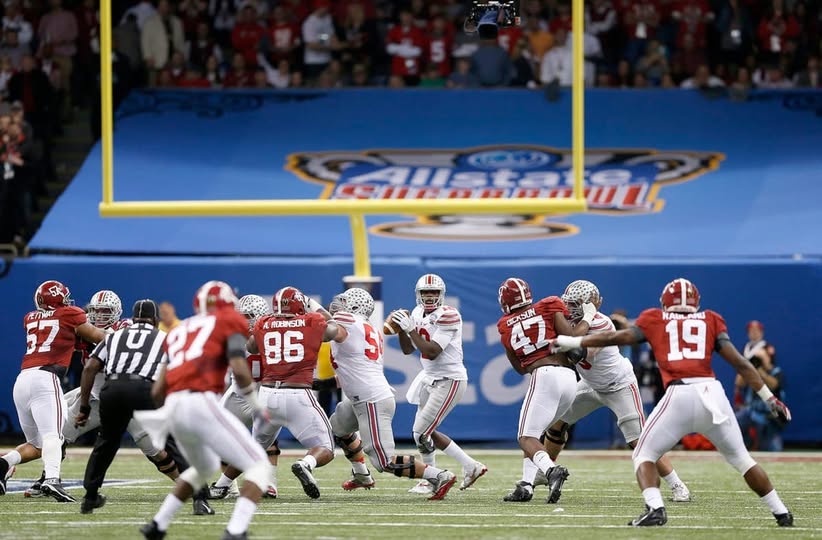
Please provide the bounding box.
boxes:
[670,482,692,502]
[408,479,433,494]
[533,468,549,487]
[0,465,13,496]
[80,493,106,514]
[264,484,278,498]
[140,520,166,540]
[774,512,794,527]
[459,461,488,490]
[546,465,570,504]
[207,482,232,500]
[24,471,46,498]
[41,478,77,503]
[503,481,534,502]
[291,461,320,499]
[629,505,668,527]
[342,472,375,491]
[192,498,215,515]
[428,470,457,501]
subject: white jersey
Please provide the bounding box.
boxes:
[575,312,635,392]
[329,311,393,403]
[411,305,467,381]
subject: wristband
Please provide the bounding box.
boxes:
[756,385,775,402]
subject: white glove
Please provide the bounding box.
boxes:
[391,310,415,333]
[305,297,323,314]
[551,335,582,352]
[580,302,597,325]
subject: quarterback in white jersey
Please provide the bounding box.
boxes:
[321,288,458,500]
[537,281,690,503]
[393,274,486,493]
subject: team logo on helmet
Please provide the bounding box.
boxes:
[286,145,723,241]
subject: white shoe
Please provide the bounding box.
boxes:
[671,482,691,502]
[228,479,240,498]
[408,479,433,494]
[459,461,488,490]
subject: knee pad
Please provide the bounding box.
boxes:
[150,452,178,475]
[335,433,358,448]
[388,455,416,478]
[413,432,434,455]
[545,423,570,446]
[244,460,274,492]
[335,434,363,459]
[179,466,207,490]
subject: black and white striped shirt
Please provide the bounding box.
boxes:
[91,323,167,380]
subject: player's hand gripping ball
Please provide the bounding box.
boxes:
[383,309,411,335]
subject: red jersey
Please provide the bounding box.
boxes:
[427,34,453,76]
[387,24,426,76]
[497,296,569,370]
[635,308,727,388]
[497,26,523,55]
[22,306,87,370]
[253,313,327,386]
[232,22,266,66]
[268,21,299,60]
[165,308,249,395]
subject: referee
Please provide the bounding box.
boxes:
[75,299,170,513]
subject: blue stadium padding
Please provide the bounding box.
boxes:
[1,255,820,444]
[29,89,822,257]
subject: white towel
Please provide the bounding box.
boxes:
[696,382,729,425]
[405,371,429,405]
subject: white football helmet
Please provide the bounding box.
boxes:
[415,274,446,312]
[328,293,347,315]
[87,290,123,328]
[344,287,375,317]
[561,280,602,322]
[238,294,272,329]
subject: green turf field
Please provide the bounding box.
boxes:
[1,448,820,539]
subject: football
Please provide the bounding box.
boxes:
[383,309,410,335]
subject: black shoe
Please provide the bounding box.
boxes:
[291,461,320,499]
[139,520,166,540]
[629,505,667,526]
[221,531,248,540]
[774,512,794,527]
[80,494,106,514]
[546,465,570,504]
[502,481,533,502]
[192,497,215,515]
[41,478,77,503]
[24,471,46,498]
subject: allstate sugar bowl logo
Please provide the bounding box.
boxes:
[286,145,723,241]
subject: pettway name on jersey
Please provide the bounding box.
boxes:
[286,145,723,241]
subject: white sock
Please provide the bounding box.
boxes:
[270,465,277,485]
[421,465,441,481]
[443,441,475,469]
[661,470,682,487]
[761,489,789,515]
[522,457,538,485]
[226,496,257,535]
[421,452,436,467]
[41,435,63,479]
[215,473,234,488]
[531,450,555,475]
[351,458,369,475]
[3,450,21,467]
[154,494,184,531]
[300,455,317,470]
[642,487,665,510]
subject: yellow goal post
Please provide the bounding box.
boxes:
[98,0,588,279]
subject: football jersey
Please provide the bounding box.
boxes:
[575,312,635,391]
[165,308,249,395]
[635,308,727,388]
[254,312,327,386]
[497,296,568,370]
[329,311,393,403]
[22,306,88,370]
[411,305,467,381]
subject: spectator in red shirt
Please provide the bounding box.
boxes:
[623,0,661,64]
[757,0,800,62]
[497,25,524,56]
[672,0,713,49]
[427,15,454,77]
[549,2,573,34]
[223,51,253,87]
[386,8,425,86]
[231,4,265,68]
[266,4,300,65]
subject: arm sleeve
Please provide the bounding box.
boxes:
[227,333,247,358]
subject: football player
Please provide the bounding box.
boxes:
[496,277,594,505]
[209,294,279,499]
[140,281,272,540]
[216,287,345,501]
[392,274,486,494]
[0,281,106,502]
[320,288,458,500]
[552,278,793,527]
[506,280,691,504]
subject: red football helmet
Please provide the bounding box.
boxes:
[273,286,306,317]
[660,278,700,313]
[498,277,533,314]
[34,280,73,311]
[193,280,239,315]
